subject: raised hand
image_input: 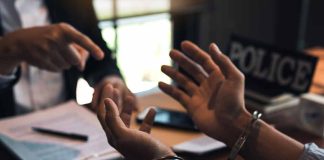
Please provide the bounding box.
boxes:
[97,84,175,160]
[91,75,137,113]
[0,23,104,74]
[159,41,251,145]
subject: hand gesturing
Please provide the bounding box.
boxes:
[159,41,250,143]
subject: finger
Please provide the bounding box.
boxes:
[68,44,83,71]
[91,85,102,111]
[48,39,72,70]
[39,57,61,72]
[208,43,243,80]
[96,97,113,139]
[97,84,114,113]
[125,89,139,111]
[120,96,135,128]
[170,49,207,84]
[139,108,156,133]
[49,51,71,70]
[158,82,191,109]
[60,23,104,60]
[31,46,61,72]
[181,41,218,74]
[72,43,89,71]
[55,41,82,68]
[112,88,122,113]
[161,65,198,96]
[79,47,89,71]
[104,98,126,137]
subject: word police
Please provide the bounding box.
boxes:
[227,37,317,93]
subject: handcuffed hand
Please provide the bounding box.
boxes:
[159,41,251,145]
[97,84,175,160]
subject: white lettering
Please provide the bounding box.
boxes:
[229,41,243,62]
[240,46,257,73]
[277,57,295,86]
[253,49,268,79]
[266,53,281,82]
[292,60,312,91]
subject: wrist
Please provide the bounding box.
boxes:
[220,109,252,147]
[153,151,180,160]
[154,155,183,160]
[153,149,177,160]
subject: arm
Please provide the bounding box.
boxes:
[226,113,303,160]
[159,41,305,160]
[0,23,104,74]
[74,0,136,111]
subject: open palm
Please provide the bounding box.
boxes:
[96,84,174,160]
[159,41,247,142]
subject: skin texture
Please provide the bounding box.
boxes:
[159,41,250,144]
[0,23,104,74]
[98,41,304,160]
[92,75,137,113]
[96,84,175,160]
[0,22,135,115]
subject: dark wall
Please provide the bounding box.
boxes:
[305,0,324,48]
[172,0,323,52]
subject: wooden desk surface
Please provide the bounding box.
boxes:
[134,88,324,160]
[0,88,323,160]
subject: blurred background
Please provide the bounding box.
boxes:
[77,0,324,104]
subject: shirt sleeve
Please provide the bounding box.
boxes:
[0,68,17,89]
[299,143,324,160]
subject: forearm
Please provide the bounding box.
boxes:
[224,111,304,160]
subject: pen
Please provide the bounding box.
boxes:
[32,127,88,142]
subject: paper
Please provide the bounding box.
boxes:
[0,101,121,160]
[0,134,79,160]
[172,135,226,155]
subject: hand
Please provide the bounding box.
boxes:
[92,75,138,112]
[159,41,251,145]
[96,84,175,160]
[0,23,104,74]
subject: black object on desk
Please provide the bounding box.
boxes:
[137,107,198,131]
[32,127,88,142]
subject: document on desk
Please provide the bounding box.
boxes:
[0,101,121,160]
[172,135,226,155]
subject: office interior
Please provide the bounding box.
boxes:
[0,0,323,159]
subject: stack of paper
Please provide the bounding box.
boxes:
[0,101,121,160]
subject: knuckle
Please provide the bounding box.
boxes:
[56,22,71,29]
[224,55,233,64]
[200,56,210,64]
[54,23,72,37]
[172,90,181,99]
[237,72,245,81]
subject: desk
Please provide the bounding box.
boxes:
[133,88,232,160]
[134,88,324,160]
[0,88,323,160]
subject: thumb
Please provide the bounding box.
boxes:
[139,108,156,133]
[104,98,126,138]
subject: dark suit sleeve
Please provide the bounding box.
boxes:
[45,0,123,87]
[80,0,122,87]
[0,68,20,118]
